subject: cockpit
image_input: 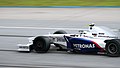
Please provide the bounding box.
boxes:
[79,23,118,39]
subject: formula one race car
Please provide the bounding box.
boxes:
[17,23,120,57]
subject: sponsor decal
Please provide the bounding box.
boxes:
[53,37,65,42]
[73,44,95,48]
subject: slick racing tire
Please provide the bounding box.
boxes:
[33,36,50,53]
[105,39,120,57]
[54,30,67,34]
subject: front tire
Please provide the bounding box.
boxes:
[105,39,120,57]
[53,30,67,34]
[33,36,50,53]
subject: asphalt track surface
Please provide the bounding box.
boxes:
[0,8,120,68]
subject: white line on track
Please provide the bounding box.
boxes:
[0,26,86,31]
[0,26,119,32]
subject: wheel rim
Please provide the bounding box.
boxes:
[108,43,117,54]
[36,41,43,49]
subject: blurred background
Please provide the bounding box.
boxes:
[0,0,120,6]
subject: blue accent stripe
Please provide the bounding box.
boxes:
[0,6,120,8]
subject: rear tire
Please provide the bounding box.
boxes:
[105,39,120,57]
[33,36,50,53]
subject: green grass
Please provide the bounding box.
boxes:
[0,0,120,6]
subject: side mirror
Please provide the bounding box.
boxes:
[89,23,95,30]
